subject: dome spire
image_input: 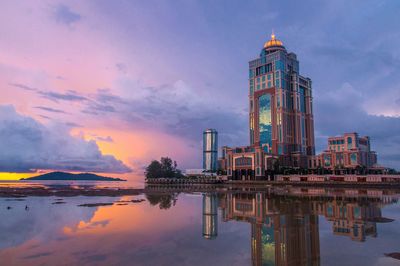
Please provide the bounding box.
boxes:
[263,30,284,50]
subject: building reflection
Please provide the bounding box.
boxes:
[202,193,218,239]
[202,189,396,266]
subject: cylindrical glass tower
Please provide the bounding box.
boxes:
[203,129,218,172]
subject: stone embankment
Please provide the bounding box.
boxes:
[146,175,400,189]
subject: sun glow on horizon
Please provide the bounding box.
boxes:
[0,172,42,181]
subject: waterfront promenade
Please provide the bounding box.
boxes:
[146,174,400,189]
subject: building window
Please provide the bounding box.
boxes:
[347,137,353,149]
[235,157,252,167]
[324,154,331,167]
[350,153,357,165]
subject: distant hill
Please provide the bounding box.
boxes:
[22,171,126,181]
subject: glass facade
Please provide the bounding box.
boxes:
[299,86,306,113]
[203,129,218,172]
[259,94,272,152]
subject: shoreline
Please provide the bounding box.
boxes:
[0,186,144,198]
[1,181,400,198]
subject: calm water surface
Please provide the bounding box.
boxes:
[1,184,400,266]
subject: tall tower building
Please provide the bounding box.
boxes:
[221,33,316,179]
[203,129,218,172]
[248,33,315,161]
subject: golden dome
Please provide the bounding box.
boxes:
[264,33,284,48]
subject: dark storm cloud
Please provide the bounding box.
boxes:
[0,105,131,173]
[54,4,81,25]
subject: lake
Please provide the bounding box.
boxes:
[1,183,400,266]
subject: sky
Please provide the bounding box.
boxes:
[0,0,399,180]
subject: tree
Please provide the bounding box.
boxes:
[145,160,163,179]
[145,157,184,179]
[161,157,175,178]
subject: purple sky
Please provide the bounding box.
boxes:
[0,0,399,177]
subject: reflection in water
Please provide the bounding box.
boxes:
[203,193,218,239]
[199,189,398,266]
[0,187,399,265]
[145,192,179,209]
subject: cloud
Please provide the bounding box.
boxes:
[10,83,88,103]
[82,81,248,147]
[65,122,83,128]
[34,106,68,114]
[115,63,128,74]
[0,105,131,173]
[8,83,37,91]
[91,135,114,143]
[54,4,81,25]
[314,83,400,169]
[38,91,88,102]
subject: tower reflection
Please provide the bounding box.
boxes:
[201,189,396,266]
[202,193,218,239]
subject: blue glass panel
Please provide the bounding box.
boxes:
[259,94,272,152]
[299,86,306,113]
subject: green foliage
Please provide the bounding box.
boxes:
[145,157,184,179]
[145,160,163,179]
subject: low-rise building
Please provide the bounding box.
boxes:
[309,133,378,171]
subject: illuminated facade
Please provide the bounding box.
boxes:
[249,33,314,156]
[220,33,315,180]
[310,132,378,170]
[203,129,218,172]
